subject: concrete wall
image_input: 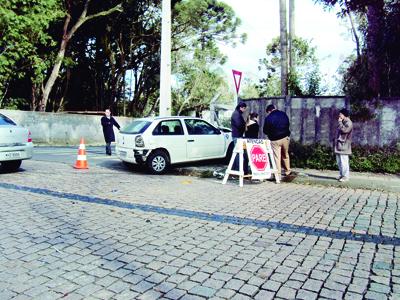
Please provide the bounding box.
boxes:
[2,97,400,146]
[351,99,400,147]
[242,97,400,147]
[0,109,133,145]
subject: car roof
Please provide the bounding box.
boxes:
[136,116,205,122]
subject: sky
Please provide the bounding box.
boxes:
[219,0,356,94]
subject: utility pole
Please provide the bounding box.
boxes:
[279,0,288,96]
[289,0,295,77]
[159,0,172,116]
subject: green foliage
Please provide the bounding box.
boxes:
[290,141,400,174]
[1,0,243,115]
[173,0,246,50]
[257,37,325,97]
[290,142,337,170]
[316,0,400,99]
[1,97,30,110]
[240,78,261,99]
[0,0,63,103]
[172,48,231,115]
[171,0,243,116]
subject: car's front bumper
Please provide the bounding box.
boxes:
[116,146,150,164]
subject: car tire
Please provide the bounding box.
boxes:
[146,150,170,174]
[1,160,22,172]
[224,142,234,164]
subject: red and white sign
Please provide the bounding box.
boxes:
[246,139,272,180]
[232,69,242,95]
[250,145,268,171]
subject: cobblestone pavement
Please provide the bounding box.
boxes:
[0,160,399,300]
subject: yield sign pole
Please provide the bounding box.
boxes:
[159,0,172,116]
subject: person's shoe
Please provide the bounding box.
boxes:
[337,176,343,181]
[339,177,349,182]
[106,152,112,156]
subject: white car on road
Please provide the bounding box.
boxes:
[0,113,33,172]
[116,116,233,174]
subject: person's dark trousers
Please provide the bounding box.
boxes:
[231,138,249,174]
[106,142,112,155]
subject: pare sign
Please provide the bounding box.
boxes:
[246,139,272,180]
[250,145,268,171]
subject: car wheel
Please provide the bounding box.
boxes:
[146,150,169,174]
[224,142,234,164]
[1,160,22,172]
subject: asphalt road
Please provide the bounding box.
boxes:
[33,145,118,165]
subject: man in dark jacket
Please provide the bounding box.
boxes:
[101,109,120,155]
[230,102,247,172]
[231,102,247,138]
[263,104,291,179]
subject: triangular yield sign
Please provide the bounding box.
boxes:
[232,69,242,95]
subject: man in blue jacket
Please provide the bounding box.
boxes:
[263,104,291,180]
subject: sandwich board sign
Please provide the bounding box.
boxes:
[246,139,272,180]
[222,139,279,187]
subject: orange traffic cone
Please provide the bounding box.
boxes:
[74,137,89,169]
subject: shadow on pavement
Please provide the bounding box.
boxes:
[0,167,27,175]
[300,173,336,181]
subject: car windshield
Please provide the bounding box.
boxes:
[120,120,151,134]
[0,114,16,125]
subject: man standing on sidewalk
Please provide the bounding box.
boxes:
[101,108,120,155]
[335,108,353,182]
[263,104,291,180]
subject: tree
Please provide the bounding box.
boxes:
[0,0,63,109]
[1,0,244,116]
[314,0,400,99]
[258,37,325,97]
[172,46,231,116]
[170,0,245,116]
[40,0,122,111]
[60,0,244,116]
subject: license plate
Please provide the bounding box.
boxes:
[5,152,21,158]
[119,151,127,157]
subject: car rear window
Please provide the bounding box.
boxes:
[120,120,151,134]
[0,114,16,125]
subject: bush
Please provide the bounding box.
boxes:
[289,141,400,174]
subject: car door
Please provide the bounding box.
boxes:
[184,119,225,159]
[152,119,187,163]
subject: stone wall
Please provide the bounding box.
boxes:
[0,110,133,145]
[242,97,400,147]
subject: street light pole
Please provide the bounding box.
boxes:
[159,0,172,116]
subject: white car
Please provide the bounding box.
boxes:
[0,113,33,172]
[116,116,233,174]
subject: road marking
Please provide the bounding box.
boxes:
[1,182,399,246]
